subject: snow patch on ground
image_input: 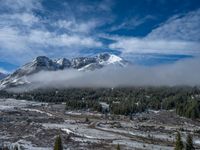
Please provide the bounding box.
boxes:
[65,111,102,117]
[0,105,14,110]
[61,128,73,134]
[195,139,200,145]
[42,123,127,140]
[0,98,47,111]
[22,108,53,117]
[113,139,173,150]
[5,140,51,150]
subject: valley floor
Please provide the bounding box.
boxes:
[0,98,200,150]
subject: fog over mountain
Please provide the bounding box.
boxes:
[0,53,128,91]
[26,57,200,87]
[2,55,199,92]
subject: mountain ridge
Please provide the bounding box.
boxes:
[0,53,129,90]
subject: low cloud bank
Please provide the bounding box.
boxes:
[20,57,200,90]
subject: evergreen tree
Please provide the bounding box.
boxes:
[2,147,9,150]
[85,117,89,122]
[174,132,184,150]
[54,135,63,150]
[14,145,18,150]
[116,144,120,150]
[186,134,194,150]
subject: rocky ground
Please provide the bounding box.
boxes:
[0,98,200,150]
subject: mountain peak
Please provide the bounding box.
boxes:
[107,54,122,63]
[33,56,54,68]
[0,53,129,89]
[56,58,71,69]
[35,56,50,61]
[97,53,111,61]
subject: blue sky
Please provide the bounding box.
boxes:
[0,0,200,73]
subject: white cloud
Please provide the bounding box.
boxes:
[12,13,39,25]
[0,68,8,74]
[77,0,113,14]
[11,57,200,91]
[0,0,42,12]
[53,0,114,34]
[109,9,200,55]
[0,27,29,52]
[0,13,39,30]
[109,37,200,55]
[0,0,103,64]
[28,30,102,47]
[110,15,155,31]
[54,20,99,33]
[147,9,200,41]
[1,0,199,66]
[0,27,46,64]
[0,27,102,63]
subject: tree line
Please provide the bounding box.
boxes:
[0,86,200,119]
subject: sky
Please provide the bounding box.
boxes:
[0,0,200,73]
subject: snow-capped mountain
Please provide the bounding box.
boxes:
[0,53,129,89]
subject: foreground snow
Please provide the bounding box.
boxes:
[0,98,200,150]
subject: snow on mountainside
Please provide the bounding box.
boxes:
[0,53,129,89]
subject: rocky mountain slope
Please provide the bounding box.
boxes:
[0,53,129,89]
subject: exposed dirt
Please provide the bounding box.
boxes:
[0,98,200,150]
